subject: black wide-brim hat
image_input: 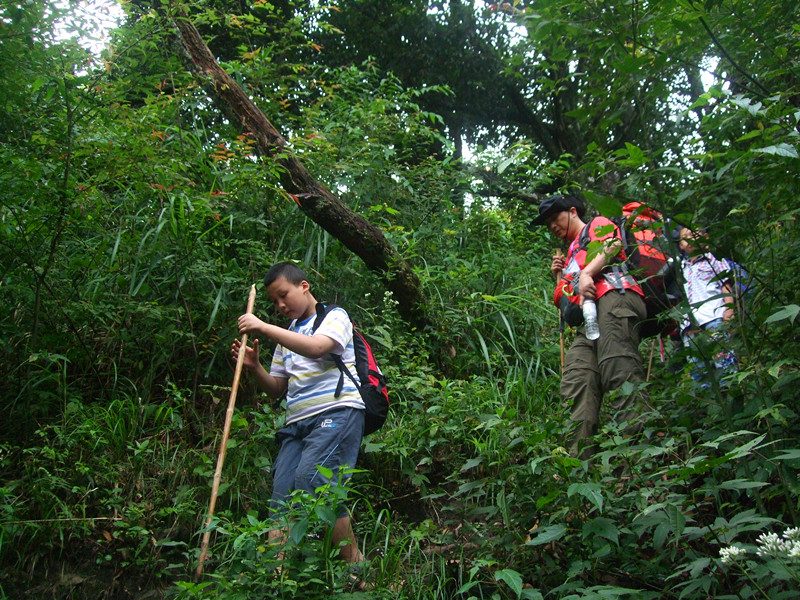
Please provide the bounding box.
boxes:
[532,194,586,226]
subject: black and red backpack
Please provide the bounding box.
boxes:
[577,202,682,338]
[312,303,389,435]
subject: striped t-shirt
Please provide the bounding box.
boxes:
[270,306,364,425]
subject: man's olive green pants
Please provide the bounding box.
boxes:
[561,290,651,457]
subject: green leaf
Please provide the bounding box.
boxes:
[567,482,604,512]
[535,488,561,509]
[774,449,800,461]
[765,304,800,324]
[583,191,623,218]
[616,142,649,166]
[498,156,515,174]
[735,130,762,142]
[718,479,768,490]
[315,465,333,480]
[752,143,798,158]
[582,517,619,546]
[289,518,308,544]
[460,456,483,472]
[207,284,224,331]
[313,504,338,526]
[494,568,523,598]
[730,95,765,116]
[666,503,686,541]
[455,581,479,595]
[653,520,669,550]
[526,523,567,546]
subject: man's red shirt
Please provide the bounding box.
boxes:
[553,216,644,308]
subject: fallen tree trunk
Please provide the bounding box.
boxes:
[170,6,430,330]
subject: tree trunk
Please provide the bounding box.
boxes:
[170,7,430,330]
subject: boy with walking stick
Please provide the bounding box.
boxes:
[231,262,366,572]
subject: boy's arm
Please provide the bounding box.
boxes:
[231,337,288,399]
[713,256,736,321]
[249,362,288,399]
[238,314,339,358]
[721,281,735,321]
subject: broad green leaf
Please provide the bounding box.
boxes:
[455,581,479,595]
[494,568,523,598]
[735,130,762,142]
[654,520,669,550]
[567,482,604,512]
[584,191,623,218]
[616,142,649,166]
[289,518,308,544]
[526,523,567,546]
[315,465,333,480]
[313,504,338,526]
[774,449,800,461]
[460,457,483,472]
[535,488,562,509]
[498,156,515,174]
[718,479,768,490]
[752,143,798,158]
[666,503,686,541]
[582,517,619,546]
[765,304,800,324]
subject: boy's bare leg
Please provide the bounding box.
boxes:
[271,519,361,563]
[269,527,287,568]
[332,515,363,563]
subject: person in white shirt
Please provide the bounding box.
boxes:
[678,227,737,385]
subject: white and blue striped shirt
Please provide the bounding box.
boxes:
[270,306,364,424]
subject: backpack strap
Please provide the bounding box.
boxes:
[577,221,592,252]
[312,302,358,398]
[577,217,634,290]
[313,302,336,332]
[331,353,360,392]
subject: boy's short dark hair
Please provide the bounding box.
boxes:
[264,261,307,287]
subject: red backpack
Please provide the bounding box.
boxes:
[312,303,389,435]
[577,202,682,338]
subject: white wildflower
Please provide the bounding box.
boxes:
[720,545,747,564]
[756,532,780,557]
[788,543,800,561]
[783,527,800,561]
[382,289,398,308]
[756,531,791,558]
[784,527,800,542]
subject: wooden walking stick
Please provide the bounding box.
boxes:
[195,284,256,579]
[554,249,565,374]
[646,337,656,382]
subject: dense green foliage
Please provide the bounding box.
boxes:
[1,1,799,598]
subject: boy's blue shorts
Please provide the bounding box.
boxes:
[270,407,364,516]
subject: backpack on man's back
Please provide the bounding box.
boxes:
[312,303,389,436]
[579,202,683,338]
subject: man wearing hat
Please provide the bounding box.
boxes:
[533,194,651,458]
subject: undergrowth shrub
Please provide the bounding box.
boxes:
[0,389,209,595]
[519,362,800,599]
